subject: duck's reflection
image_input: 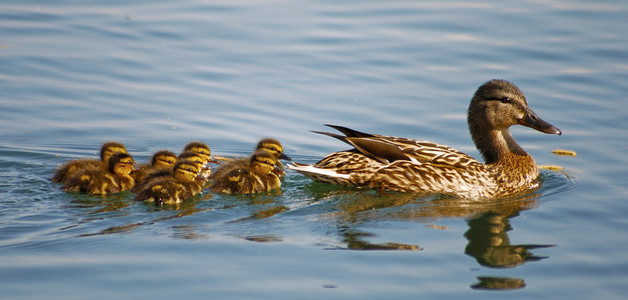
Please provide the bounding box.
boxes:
[323,188,553,290]
[464,211,552,268]
[471,276,526,290]
[338,227,421,251]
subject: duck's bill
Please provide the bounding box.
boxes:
[201,159,220,168]
[272,166,286,176]
[521,109,562,135]
[195,174,209,182]
[279,153,292,161]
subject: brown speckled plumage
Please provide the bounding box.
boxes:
[288,80,561,198]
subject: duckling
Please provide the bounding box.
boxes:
[210,150,283,194]
[51,141,127,184]
[130,150,177,183]
[182,141,220,178]
[210,138,291,180]
[132,150,209,193]
[62,152,135,195]
[288,80,561,198]
[135,159,207,205]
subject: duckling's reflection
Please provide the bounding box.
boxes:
[76,193,212,238]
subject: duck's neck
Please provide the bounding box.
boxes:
[471,126,531,166]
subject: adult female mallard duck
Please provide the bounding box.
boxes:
[62,152,135,195]
[210,150,283,194]
[135,160,207,205]
[51,141,127,184]
[210,138,291,180]
[287,80,562,199]
[130,150,177,183]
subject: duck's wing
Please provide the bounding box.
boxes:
[318,124,482,168]
[312,130,408,164]
[383,137,483,169]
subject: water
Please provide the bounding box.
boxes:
[1,0,627,298]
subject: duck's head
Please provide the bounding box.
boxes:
[172,160,206,182]
[257,138,291,161]
[250,150,282,176]
[100,142,127,163]
[108,152,135,177]
[468,80,561,135]
[178,151,211,175]
[150,150,177,168]
[183,141,220,165]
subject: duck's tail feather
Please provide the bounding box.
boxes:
[324,124,374,138]
[287,162,351,185]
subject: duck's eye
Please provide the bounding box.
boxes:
[500,97,512,104]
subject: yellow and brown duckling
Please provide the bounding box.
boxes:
[182,141,220,178]
[51,141,127,184]
[135,159,207,205]
[62,152,135,195]
[210,149,283,194]
[288,80,562,198]
[210,138,291,180]
[130,150,177,183]
[132,150,209,193]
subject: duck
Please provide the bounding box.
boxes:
[210,149,283,194]
[182,141,220,178]
[287,80,562,199]
[132,150,209,193]
[210,138,291,180]
[130,150,177,183]
[62,152,135,195]
[51,141,127,184]
[135,159,207,205]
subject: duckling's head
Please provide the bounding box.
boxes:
[150,150,177,168]
[178,151,211,175]
[256,138,291,161]
[172,160,204,182]
[250,150,280,175]
[108,152,134,177]
[178,151,206,168]
[468,80,561,135]
[100,142,127,163]
[183,141,220,164]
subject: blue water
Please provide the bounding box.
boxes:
[1,0,628,298]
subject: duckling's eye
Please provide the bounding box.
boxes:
[500,97,512,104]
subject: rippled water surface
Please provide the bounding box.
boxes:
[1,0,628,299]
